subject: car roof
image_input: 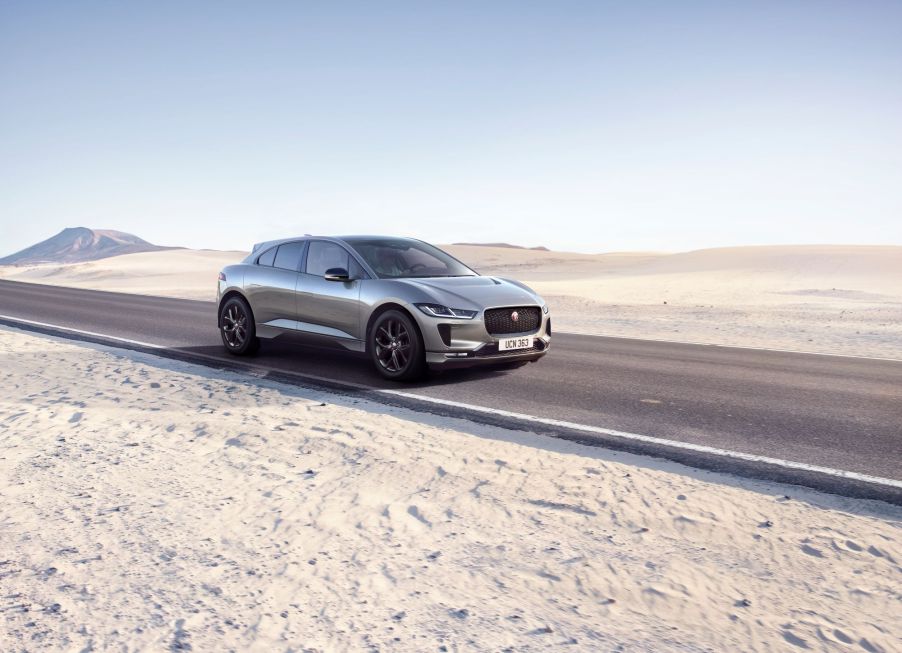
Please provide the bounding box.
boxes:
[249,235,423,255]
[244,235,421,275]
[248,235,340,255]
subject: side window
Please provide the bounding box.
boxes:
[257,247,277,267]
[306,241,350,277]
[273,241,304,271]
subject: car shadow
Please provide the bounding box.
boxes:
[169,335,523,390]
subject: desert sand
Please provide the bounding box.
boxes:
[447,244,902,359]
[1,326,900,651]
[0,248,245,301]
[2,244,901,358]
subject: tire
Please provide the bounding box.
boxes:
[369,310,426,381]
[219,296,259,356]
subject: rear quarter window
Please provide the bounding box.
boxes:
[257,247,277,267]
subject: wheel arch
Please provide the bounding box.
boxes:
[218,290,254,325]
[364,302,423,353]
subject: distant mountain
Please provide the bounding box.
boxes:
[452,242,550,251]
[0,227,174,265]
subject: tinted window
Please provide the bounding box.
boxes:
[257,247,277,267]
[274,241,304,271]
[306,241,349,277]
[344,237,476,279]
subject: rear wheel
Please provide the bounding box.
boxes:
[219,296,259,356]
[369,310,426,381]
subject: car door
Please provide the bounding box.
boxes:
[296,240,364,340]
[243,241,305,327]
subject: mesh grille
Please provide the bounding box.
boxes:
[483,307,541,335]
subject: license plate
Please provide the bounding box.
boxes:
[498,336,532,351]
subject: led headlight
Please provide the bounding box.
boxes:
[415,303,477,319]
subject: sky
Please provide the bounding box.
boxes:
[2,1,901,255]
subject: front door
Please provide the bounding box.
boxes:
[296,240,362,340]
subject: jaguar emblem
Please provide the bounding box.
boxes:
[511,311,519,322]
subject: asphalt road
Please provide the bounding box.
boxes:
[2,279,901,493]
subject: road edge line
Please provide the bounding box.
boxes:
[2,314,900,506]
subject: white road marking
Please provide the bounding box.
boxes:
[0,315,164,350]
[0,316,381,393]
[2,314,901,492]
[378,389,902,490]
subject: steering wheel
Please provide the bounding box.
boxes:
[406,262,428,273]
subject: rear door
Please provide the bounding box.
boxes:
[243,241,305,327]
[296,240,364,340]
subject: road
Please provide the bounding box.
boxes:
[2,279,901,498]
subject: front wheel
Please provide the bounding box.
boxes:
[369,310,426,381]
[219,296,259,356]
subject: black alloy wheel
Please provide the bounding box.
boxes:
[219,296,259,355]
[370,310,425,381]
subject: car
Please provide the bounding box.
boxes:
[216,235,550,380]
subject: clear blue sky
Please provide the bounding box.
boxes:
[2,1,901,254]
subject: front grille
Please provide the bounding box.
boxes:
[483,306,541,335]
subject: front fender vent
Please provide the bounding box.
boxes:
[437,324,452,347]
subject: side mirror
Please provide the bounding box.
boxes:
[324,267,351,282]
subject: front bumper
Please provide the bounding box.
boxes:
[417,307,551,369]
[426,341,549,368]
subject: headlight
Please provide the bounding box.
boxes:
[543,304,549,314]
[415,303,477,319]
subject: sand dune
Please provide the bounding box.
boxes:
[2,244,901,358]
[0,249,246,301]
[1,327,899,651]
[630,245,902,276]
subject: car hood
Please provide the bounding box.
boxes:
[393,276,543,310]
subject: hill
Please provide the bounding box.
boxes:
[0,227,172,265]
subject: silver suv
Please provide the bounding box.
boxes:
[217,236,550,380]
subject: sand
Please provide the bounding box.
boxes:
[0,248,246,302]
[446,244,902,359]
[2,243,901,358]
[1,326,899,651]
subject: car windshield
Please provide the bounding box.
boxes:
[343,238,477,279]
